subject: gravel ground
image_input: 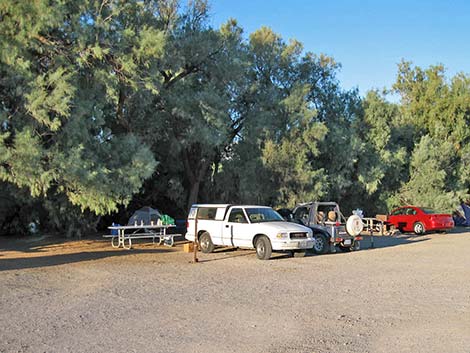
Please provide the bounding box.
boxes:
[1,230,470,353]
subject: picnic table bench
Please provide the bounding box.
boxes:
[362,217,385,235]
[105,224,177,249]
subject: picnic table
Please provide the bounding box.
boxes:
[105,224,176,249]
[362,217,385,235]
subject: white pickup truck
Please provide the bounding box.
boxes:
[185,204,314,260]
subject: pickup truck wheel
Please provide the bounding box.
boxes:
[413,222,425,235]
[255,236,272,260]
[199,232,215,253]
[313,233,329,254]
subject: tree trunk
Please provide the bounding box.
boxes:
[187,179,201,210]
[181,145,212,211]
[186,160,211,210]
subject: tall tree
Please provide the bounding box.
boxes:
[354,90,408,214]
[126,9,250,212]
[0,0,166,232]
[391,62,470,211]
[212,27,354,209]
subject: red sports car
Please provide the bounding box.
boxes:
[387,206,454,235]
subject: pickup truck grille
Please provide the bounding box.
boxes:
[290,232,308,239]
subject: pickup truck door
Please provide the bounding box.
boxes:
[222,208,252,247]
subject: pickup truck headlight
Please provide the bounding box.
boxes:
[276,232,288,239]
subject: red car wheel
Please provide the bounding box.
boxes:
[413,222,425,235]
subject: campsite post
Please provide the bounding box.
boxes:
[193,208,199,263]
[370,225,374,249]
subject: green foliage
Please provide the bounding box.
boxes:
[56,135,157,214]
[390,61,470,212]
[25,68,76,130]
[211,27,354,210]
[0,0,162,222]
[0,128,53,197]
[261,85,328,207]
[394,61,470,141]
[395,135,457,212]
[354,90,408,213]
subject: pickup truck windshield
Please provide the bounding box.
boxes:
[245,208,284,223]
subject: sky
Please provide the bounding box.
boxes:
[208,0,470,98]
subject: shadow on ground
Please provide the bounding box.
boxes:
[0,234,105,254]
[357,227,469,250]
[359,234,431,250]
[0,234,187,254]
[190,234,438,263]
[0,234,178,271]
[0,248,172,272]
[3,230,465,269]
[196,247,256,263]
[448,226,470,234]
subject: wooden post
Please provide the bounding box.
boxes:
[193,208,199,263]
[370,225,374,249]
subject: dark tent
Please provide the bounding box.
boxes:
[454,202,470,227]
[463,203,470,226]
[128,207,161,226]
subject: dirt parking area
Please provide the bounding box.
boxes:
[1,230,470,353]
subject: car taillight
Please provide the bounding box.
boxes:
[186,220,189,229]
[355,236,362,241]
